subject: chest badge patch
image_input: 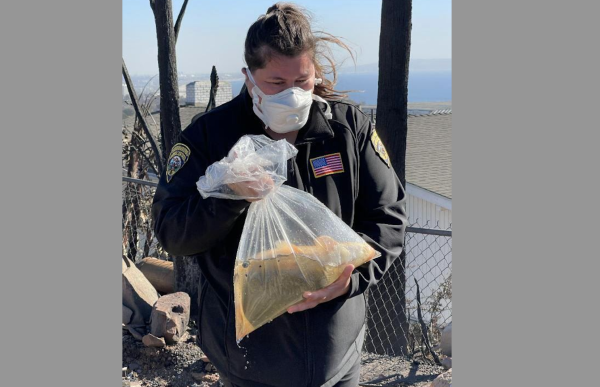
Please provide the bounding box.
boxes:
[166,143,191,183]
[310,153,344,178]
[371,129,391,168]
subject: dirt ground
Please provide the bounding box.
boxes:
[122,324,445,387]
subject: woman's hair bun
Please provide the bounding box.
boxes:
[266,4,282,15]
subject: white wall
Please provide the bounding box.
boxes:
[406,191,452,229]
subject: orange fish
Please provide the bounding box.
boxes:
[234,236,380,341]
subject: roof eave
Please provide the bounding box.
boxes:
[406,182,452,210]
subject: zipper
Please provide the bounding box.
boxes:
[304,142,313,195]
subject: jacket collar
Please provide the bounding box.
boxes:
[241,88,334,145]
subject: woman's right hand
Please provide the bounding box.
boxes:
[227,173,275,202]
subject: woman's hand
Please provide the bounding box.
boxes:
[227,173,274,202]
[226,161,275,202]
[287,264,354,314]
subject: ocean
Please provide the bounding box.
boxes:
[229,70,451,105]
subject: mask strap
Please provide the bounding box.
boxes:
[312,94,332,119]
[244,68,269,126]
[245,67,258,87]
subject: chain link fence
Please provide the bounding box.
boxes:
[122,177,452,362]
[364,220,452,363]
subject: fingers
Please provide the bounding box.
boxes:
[228,179,274,201]
[253,174,275,195]
[228,171,276,201]
[287,264,355,314]
[339,264,355,281]
[259,174,275,190]
[286,288,335,314]
[286,290,326,314]
[287,299,321,314]
[306,264,354,300]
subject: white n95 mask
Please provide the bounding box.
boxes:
[246,68,330,133]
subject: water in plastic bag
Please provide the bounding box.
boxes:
[197,135,380,342]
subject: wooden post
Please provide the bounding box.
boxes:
[364,0,412,356]
[151,0,182,165]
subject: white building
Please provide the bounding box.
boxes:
[178,83,187,101]
[186,80,233,107]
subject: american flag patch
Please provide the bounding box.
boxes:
[310,153,344,178]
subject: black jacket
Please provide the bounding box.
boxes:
[152,90,407,387]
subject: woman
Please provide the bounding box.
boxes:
[152,3,406,386]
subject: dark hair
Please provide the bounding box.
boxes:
[244,2,355,100]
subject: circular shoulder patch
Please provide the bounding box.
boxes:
[370,129,391,168]
[166,143,191,183]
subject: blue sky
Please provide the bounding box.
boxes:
[123,0,451,75]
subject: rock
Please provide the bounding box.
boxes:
[179,331,190,342]
[200,356,210,363]
[127,325,145,341]
[191,372,206,382]
[136,257,175,294]
[429,368,452,387]
[202,373,220,383]
[204,363,216,373]
[441,357,452,370]
[129,362,140,371]
[440,322,452,357]
[123,256,160,327]
[142,333,166,348]
[149,292,190,344]
[123,305,134,325]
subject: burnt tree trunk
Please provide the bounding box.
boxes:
[205,66,219,112]
[151,0,200,317]
[152,0,182,164]
[143,226,154,258]
[364,0,412,356]
[174,0,189,42]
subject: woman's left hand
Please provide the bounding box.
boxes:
[287,264,355,314]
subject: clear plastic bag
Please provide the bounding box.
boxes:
[197,135,294,201]
[197,135,380,342]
